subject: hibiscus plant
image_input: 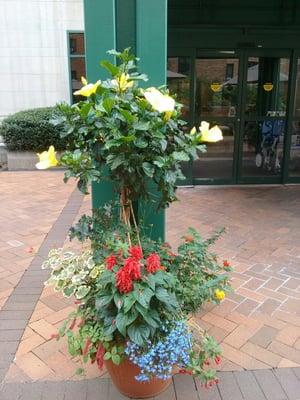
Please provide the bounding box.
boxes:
[39,49,231,386]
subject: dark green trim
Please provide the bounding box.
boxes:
[116,0,136,53]
[83,0,116,81]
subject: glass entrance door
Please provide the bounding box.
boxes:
[238,51,290,182]
[193,54,240,183]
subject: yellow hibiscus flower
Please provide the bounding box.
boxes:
[74,77,101,97]
[36,146,58,170]
[111,73,134,92]
[144,87,175,114]
[199,121,223,143]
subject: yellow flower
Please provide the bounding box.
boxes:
[74,77,101,97]
[190,126,197,135]
[199,121,223,143]
[36,146,58,170]
[215,289,225,301]
[111,73,134,92]
[144,87,175,113]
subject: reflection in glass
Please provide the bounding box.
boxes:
[294,59,300,116]
[167,57,191,121]
[289,121,300,176]
[242,120,285,177]
[195,58,239,119]
[69,33,85,55]
[245,57,289,116]
[193,123,235,179]
[70,58,86,103]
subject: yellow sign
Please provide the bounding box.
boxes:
[263,82,273,92]
[211,83,221,92]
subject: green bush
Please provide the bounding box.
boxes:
[0,107,67,152]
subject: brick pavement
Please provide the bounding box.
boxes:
[1,173,300,398]
[168,186,300,371]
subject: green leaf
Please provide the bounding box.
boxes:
[120,109,135,123]
[172,151,190,161]
[134,138,148,148]
[142,162,155,178]
[103,98,115,113]
[103,352,111,360]
[100,60,119,76]
[155,287,171,304]
[133,121,150,131]
[127,324,150,346]
[135,287,154,308]
[112,354,121,365]
[95,294,113,310]
[123,293,136,313]
[115,312,128,336]
[63,286,75,297]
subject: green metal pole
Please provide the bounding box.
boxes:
[83,0,117,209]
[136,0,167,241]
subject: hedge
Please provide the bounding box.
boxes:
[0,107,67,152]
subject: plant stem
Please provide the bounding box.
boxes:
[129,201,141,247]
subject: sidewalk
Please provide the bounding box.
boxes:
[1,172,300,398]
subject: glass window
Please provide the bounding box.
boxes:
[294,59,300,116]
[289,121,300,176]
[195,58,239,119]
[69,33,85,55]
[68,33,86,103]
[245,57,289,116]
[241,120,285,177]
[70,58,86,103]
[167,57,191,121]
[193,123,235,179]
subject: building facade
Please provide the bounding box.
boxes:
[1,0,300,184]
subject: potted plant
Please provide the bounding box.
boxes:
[39,48,231,398]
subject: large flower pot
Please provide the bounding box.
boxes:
[105,358,172,399]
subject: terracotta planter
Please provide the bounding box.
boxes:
[105,358,172,399]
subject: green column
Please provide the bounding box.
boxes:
[136,0,167,241]
[83,0,168,240]
[83,0,116,209]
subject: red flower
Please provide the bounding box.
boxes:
[116,268,133,293]
[129,245,143,260]
[124,257,141,280]
[105,254,117,270]
[223,260,230,267]
[83,337,91,356]
[96,345,105,370]
[146,253,161,274]
[215,355,222,365]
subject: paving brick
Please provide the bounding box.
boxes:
[201,313,237,332]
[16,332,45,356]
[233,371,266,400]
[223,324,261,349]
[29,319,58,340]
[217,372,243,400]
[15,352,53,380]
[234,299,260,316]
[221,343,268,369]
[268,341,300,364]
[276,326,300,346]
[250,325,279,348]
[253,369,287,400]
[241,341,281,367]
[274,368,300,400]
[256,298,281,315]
[173,375,198,400]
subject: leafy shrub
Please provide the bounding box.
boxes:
[0,107,67,152]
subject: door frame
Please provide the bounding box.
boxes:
[236,48,292,184]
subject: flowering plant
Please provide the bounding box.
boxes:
[39,49,231,388]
